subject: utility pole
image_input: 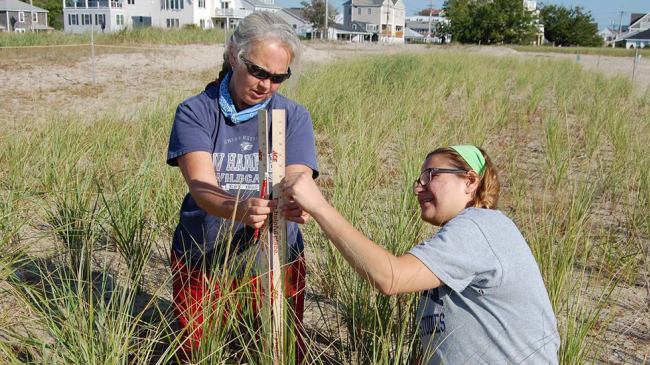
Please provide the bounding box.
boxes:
[30,0,34,31]
[324,0,328,40]
[427,0,433,42]
[618,11,624,37]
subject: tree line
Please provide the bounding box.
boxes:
[440,0,604,46]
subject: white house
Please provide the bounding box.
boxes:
[212,0,281,30]
[614,11,650,48]
[522,0,544,45]
[403,27,423,43]
[342,0,406,44]
[404,10,448,42]
[325,22,370,42]
[62,0,281,33]
[274,7,313,38]
[598,27,618,44]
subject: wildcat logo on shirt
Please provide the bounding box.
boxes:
[212,152,273,191]
[240,141,253,151]
[419,288,446,337]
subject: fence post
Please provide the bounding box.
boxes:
[632,48,639,85]
[91,21,96,85]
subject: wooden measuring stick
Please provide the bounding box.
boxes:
[270,109,287,363]
[257,109,288,363]
[257,110,272,355]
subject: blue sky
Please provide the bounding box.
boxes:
[278,0,649,30]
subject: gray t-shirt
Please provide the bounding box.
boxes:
[167,85,319,269]
[409,208,559,365]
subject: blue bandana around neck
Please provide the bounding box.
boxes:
[218,71,272,124]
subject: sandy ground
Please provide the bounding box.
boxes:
[1,42,649,363]
[1,43,648,126]
[1,43,648,128]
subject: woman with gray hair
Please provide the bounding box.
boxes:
[166,11,318,362]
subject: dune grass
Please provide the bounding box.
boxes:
[0,50,648,364]
[0,27,232,48]
[510,44,650,58]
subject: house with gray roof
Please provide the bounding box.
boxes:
[0,0,52,32]
[275,7,314,38]
[616,28,650,49]
[614,11,650,48]
[328,21,370,42]
[403,27,423,43]
[342,0,405,43]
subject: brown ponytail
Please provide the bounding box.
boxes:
[426,147,500,210]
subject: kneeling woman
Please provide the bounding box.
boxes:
[282,146,560,364]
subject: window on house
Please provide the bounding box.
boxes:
[348,8,351,15]
[199,0,205,8]
[357,8,361,15]
[367,8,371,15]
[127,0,134,4]
[18,12,24,22]
[116,14,124,25]
[82,14,91,25]
[167,18,179,27]
[32,13,38,22]
[200,19,205,28]
[69,14,78,25]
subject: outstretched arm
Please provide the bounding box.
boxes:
[282,172,443,295]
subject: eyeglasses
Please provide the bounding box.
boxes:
[413,167,468,190]
[241,57,292,84]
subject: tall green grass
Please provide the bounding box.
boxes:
[0,27,232,47]
[510,45,650,58]
[0,50,648,364]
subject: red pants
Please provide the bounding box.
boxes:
[171,250,306,363]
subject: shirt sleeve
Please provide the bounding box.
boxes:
[408,214,503,293]
[167,99,214,167]
[285,103,319,179]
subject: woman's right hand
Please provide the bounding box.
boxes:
[236,197,277,229]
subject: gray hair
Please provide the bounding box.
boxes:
[217,11,302,82]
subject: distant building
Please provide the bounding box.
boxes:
[599,27,618,44]
[403,26,423,43]
[0,0,52,32]
[62,0,280,33]
[523,0,544,45]
[404,10,449,43]
[613,11,650,48]
[328,22,371,42]
[342,0,406,44]
[275,7,314,39]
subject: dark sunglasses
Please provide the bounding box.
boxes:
[413,167,468,190]
[241,57,291,84]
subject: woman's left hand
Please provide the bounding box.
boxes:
[282,200,311,224]
[282,171,328,216]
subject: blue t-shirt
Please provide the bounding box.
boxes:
[167,84,319,269]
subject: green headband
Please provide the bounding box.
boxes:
[451,145,486,176]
